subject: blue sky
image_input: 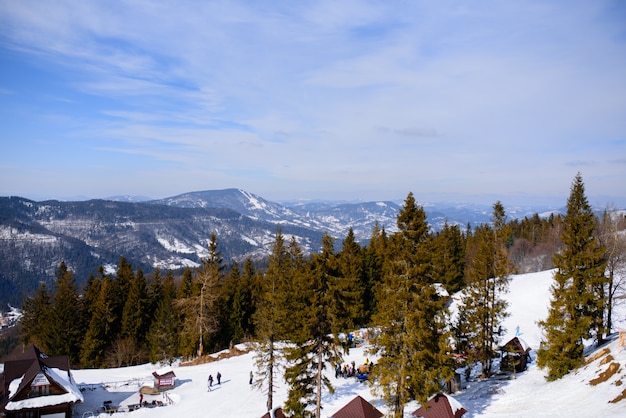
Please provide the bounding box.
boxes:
[1,0,625,207]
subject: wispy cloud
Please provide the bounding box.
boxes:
[0,0,625,205]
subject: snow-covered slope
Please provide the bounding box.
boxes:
[65,269,626,417]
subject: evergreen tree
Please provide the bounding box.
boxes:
[432,222,466,293]
[20,282,52,351]
[461,223,509,378]
[336,228,366,328]
[362,221,388,321]
[283,233,343,418]
[147,271,180,364]
[48,262,84,364]
[537,173,607,380]
[81,277,118,367]
[178,233,224,357]
[148,268,163,319]
[369,192,452,417]
[253,229,289,412]
[119,268,149,364]
[177,267,194,299]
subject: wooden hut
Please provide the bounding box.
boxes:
[152,368,176,391]
[0,345,83,418]
[499,336,531,373]
[412,393,467,418]
[331,395,383,418]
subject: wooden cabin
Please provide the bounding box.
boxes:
[0,345,83,418]
[152,368,176,391]
[499,336,532,373]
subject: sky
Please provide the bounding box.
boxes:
[1,0,625,207]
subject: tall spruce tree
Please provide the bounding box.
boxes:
[362,221,388,321]
[121,268,149,343]
[432,222,466,294]
[283,233,343,418]
[20,282,52,351]
[48,262,84,364]
[81,277,118,367]
[147,271,180,364]
[537,173,607,380]
[253,229,289,412]
[335,228,365,330]
[369,192,452,417]
[460,202,510,378]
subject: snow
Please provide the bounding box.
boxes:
[60,269,626,417]
[447,394,465,415]
[5,368,83,411]
[7,374,24,398]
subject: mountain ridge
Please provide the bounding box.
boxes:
[0,188,564,307]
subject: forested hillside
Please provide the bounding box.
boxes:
[14,175,626,417]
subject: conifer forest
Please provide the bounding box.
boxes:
[15,174,626,417]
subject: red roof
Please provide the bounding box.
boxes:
[331,395,383,418]
[412,393,467,418]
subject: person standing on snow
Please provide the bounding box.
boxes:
[217,371,222,384]
[208,374,214,391]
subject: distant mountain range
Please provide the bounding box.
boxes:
[0,188,562,307]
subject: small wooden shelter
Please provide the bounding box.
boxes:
[412,393,467,418]
[152,368,176,391]
[331,395,383,418]
[499,336,531,373]
[0,345,83,418]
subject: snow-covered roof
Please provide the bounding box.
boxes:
[5,367,83,411]
[2,345,83,413]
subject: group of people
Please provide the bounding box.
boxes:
[335,359,372,379]
[207,371,222,391]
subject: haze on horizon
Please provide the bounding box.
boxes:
[1,1,625,208]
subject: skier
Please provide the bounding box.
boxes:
[208,374,214,391]
[217,371,222,385]
[249,370,253,385]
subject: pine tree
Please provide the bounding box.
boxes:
[362,221,388,321]
[178,233,224,358]
[147,271,180,364]
[432,222,466,293]
[537,173,607,380]
[460,202,510,378]
[283,233,343,418]
[462,223,508,378]
[177,267,193,299]
[220,261,254,345]
[81,277,118,367]
[336,228,366,328]
[369,192,452,417]
[48,262,84,364]
[20,282,52,351]
[253,229,289,412]
[119,268,149,364]
[148,268,163,319]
